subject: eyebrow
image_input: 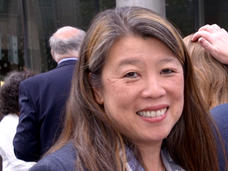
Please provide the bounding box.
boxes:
[117,58,143,68]
[118,56,179,66]
[158,57,180,65]
[115,56,181,71]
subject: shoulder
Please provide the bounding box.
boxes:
[21,69,57,84]
[211,103,228,128]
[30,142,77,171]
[211,103,228,117]
[19,73,49,89]
[21,61,76,87]
[210,103,228,139]
[210,104,228,171]
[19,69,59,90]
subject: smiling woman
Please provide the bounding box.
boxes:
[30,7,227,171]
[93,36,184,147]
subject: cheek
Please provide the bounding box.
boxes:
[164,73,184,107]
[178,76,184,100]
[170,74,184,97]
[103,78,135,102]
[171,75,184,115]
[102,79,136,116]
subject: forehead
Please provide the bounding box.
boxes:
[106,35,178,64]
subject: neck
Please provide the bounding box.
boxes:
[136,142,165,171]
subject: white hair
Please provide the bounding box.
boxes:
[49,26,85,62]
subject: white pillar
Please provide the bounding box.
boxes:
[116,0,166,17]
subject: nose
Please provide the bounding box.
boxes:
[141,75,166,99]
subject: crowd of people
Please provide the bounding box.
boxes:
[0,6,228,171]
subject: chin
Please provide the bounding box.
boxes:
[146,131,171,142]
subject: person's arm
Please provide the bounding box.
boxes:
[13,81,40,161]
[192,24,228,64]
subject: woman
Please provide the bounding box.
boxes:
[30,7,226,171]
[184,34,228,110]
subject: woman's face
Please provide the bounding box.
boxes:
[93,35,184,146]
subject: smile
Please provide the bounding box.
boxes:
[137,108,167,118]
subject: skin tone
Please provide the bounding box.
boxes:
[192,24,228,64]
[93,35,184,171]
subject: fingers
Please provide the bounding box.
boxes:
[191,30,213,42]
[198,37,214,53]
[190,24,228,64]
[221,28,228,34]
[198,24,221,33]
[192,24,224,42]
[211,24,222,31]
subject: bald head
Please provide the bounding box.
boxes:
[49,26,85,62]
[53,26,80,40]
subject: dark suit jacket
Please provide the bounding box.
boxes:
[211,103,228,171]
[13,60,77,161]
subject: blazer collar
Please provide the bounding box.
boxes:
[57,59,77,68]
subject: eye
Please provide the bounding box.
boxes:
[160,68,175,74]
[124,72,139,78]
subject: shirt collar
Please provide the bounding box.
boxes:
[125,147,184,171]
[58,57,78,65]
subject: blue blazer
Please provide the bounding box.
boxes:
[211,103,228,170]
[29,142,76,171]
[29,141,183,171]
[13,60,77,161]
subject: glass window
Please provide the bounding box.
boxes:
[166,0,196,36]
[166,0,228,37]
[0,0,24,79]
[0,0,115,80]
[204,0,228,30]
[23,0,115,72]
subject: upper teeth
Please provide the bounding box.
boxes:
[137,108,167,118]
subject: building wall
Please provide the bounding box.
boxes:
[116,0,166,17]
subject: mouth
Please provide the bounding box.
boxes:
[136,107,168,118]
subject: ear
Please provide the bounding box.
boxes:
[51,49,54,57]
[93,86,104,105]
[88,73,104,105]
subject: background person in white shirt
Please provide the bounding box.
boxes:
[0,71,36,171]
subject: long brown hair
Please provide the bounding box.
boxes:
[50,7,226,171]
[184,34,228,111]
